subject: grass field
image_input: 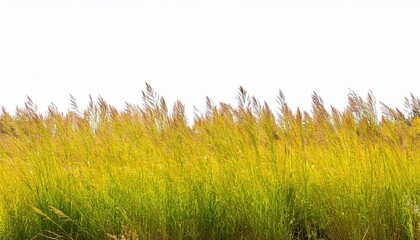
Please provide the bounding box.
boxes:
[1,84,420,239]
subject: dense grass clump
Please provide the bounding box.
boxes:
[1,84,420,239]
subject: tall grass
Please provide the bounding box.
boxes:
[1,84,420,239]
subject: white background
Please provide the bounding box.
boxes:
[1,0,419,122]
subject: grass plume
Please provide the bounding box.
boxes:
[1,84,420,239]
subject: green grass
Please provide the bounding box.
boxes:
[1,85,420,239]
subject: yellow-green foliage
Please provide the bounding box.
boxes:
[1,84,420,239]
